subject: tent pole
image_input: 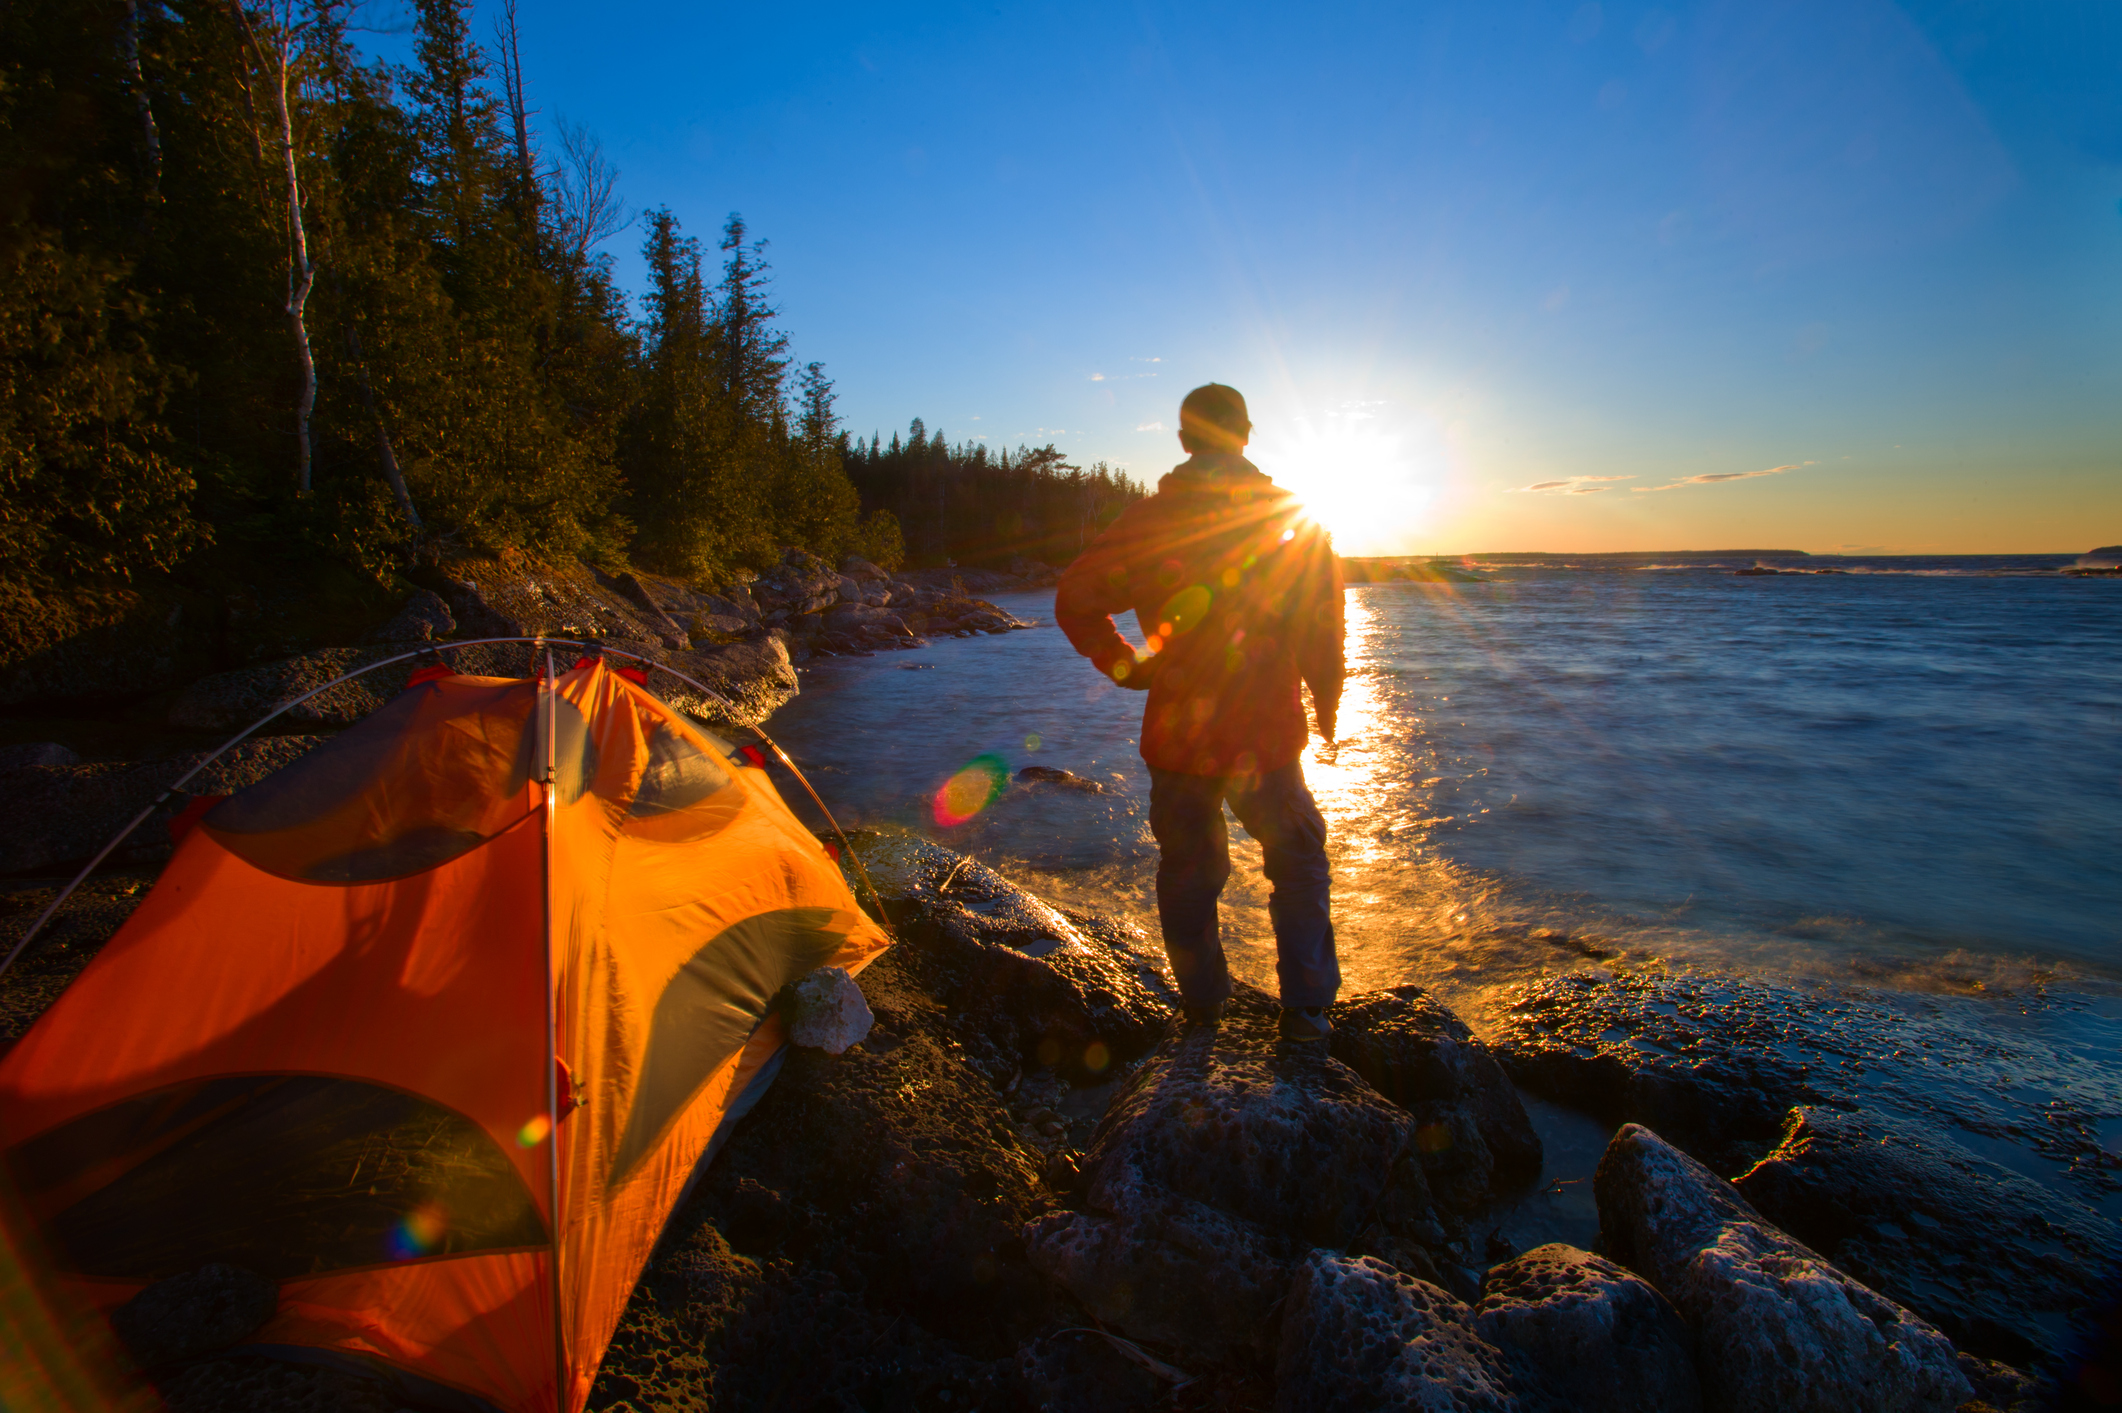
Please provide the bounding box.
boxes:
[538,642,569,1412]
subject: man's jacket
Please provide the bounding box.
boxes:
[1056,452,1344,777]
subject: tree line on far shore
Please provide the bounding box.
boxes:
[844,422,1142,571]
[0,0,1143,631]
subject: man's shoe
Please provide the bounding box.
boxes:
[1182,1002,1224,1029]
[1278,1006,1332,1043]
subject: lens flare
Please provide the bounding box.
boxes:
[389,1202,447,1259]
[933,753,1010,827]
[517,1113,552,1148]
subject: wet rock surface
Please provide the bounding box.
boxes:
[1016,765,1106,793]
[1490,969,2122,1201]
[1733,1104,2120,1367]
[1331,986,1543,1211]
[1597,1122,1972,1413]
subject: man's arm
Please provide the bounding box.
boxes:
[1293,527,1346,741]
[1056,504,1151,684]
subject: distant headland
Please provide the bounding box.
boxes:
[1461,550,1810,561]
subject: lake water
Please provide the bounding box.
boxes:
[763,559,2122,1021]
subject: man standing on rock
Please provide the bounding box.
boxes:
[1056,383,1345,1042]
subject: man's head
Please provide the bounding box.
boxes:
[1178,383,1251,455]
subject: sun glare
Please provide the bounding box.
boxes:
[1256,415,1439,555]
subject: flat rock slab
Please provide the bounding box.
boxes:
[1596,1123,1971,1413]
[1331,985,1543,1210]
[1026,990,1439,1363]
[1734,1105,2120,1368]
[1489,970,2122,1202]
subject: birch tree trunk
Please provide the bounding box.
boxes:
[237,4,317,496]
[344,320,421,530]
[272,47,315,494]
[119,0,163,200]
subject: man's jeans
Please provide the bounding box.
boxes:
[1147,761,1340,1011]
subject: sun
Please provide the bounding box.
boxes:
[1254,417,1437,555]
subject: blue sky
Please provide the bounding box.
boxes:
[368,1,2119,553]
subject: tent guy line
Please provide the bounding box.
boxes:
[0,636,886,980]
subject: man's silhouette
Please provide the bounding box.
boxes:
[1056,383,1345,1041]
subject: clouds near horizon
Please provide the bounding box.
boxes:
[1509,475,1635,494]
[1633,464,1805,493]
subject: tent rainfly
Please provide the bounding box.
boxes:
[0,652,890,1412]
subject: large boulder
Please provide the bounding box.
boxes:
[431,555,684,647]
[852,834,1173,1085]
[1331,986,1542,1210]
[1595,1123,1972,1413]
[648,635,800,729]
[1474,1244,1700,1413]
[1275,1252,1519,1412]
[750,550,844,624]
[1733,1106,2120,1367]
[842,555,890,582]
[0,737,332,875]
[363,589,455,644]
[1023,992,1441,1363]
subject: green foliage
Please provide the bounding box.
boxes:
[0,234,202,587]
[845,426,1143,568]
[851,508,906,572]
[0,0,867,606]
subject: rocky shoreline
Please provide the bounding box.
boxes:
[1,550,2115,1411]
[0,549,1047,879]
[2,825,2112,1412]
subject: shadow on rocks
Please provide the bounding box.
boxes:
[1023,987,1446,1366]
[590,943,1065,1411]
[1330,986,1543,1212]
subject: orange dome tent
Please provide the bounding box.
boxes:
[0,652,890,1413]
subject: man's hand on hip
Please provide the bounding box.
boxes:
[1107,652,1159,691]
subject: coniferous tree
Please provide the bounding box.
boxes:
[0,0,962,635]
